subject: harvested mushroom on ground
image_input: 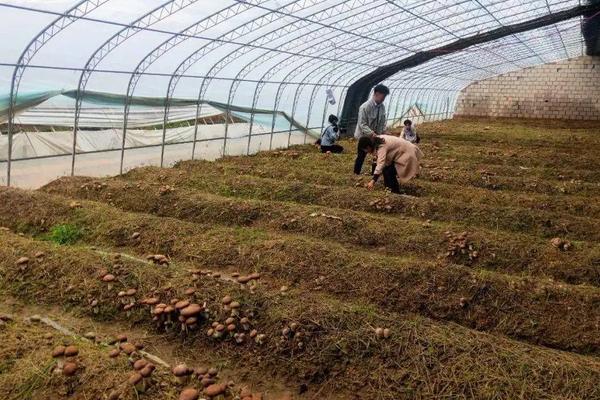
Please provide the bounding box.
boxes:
[52,345,66,368]
[383,328,391,339]
[16,257,29,270]
[375,328,384,339]
[173,364,192,384]
[64,345,79,357]
[133,359,148,371]
[131,232,141,240]
[120,343,137,355]
[109,348,120,358]
[179,388,200,400]
[62,362,78,376]
[128,372,145,392]
[35,251,45,259]
[221,295,232,305]
[83,332,96,340]
[204,383,227,397]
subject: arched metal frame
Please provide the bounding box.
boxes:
[2,0,595,186]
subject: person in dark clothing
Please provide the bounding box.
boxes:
[352,84,399,191]
[318,115,343,153]
[353,84,390,175]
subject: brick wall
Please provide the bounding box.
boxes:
[455,56,600,120]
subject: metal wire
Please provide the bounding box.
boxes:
[1,0,592,187]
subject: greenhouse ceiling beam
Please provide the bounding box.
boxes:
[543,0,570,57]
[340,1,600,132]
[219,0,528,145]
[71,0,199,176]
[5,0,109,187]
[469,0,546,64]
[583,0,600,55]
[119,1,263,173]
[257,0,573,128]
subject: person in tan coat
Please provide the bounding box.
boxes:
[357,135,423,192]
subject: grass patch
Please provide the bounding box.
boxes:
[46,224,82,245]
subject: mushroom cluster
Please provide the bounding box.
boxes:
[550,237,573,251]
[140,292,208,334]
[80,181,107,191]
[106,335,154,395]
[278,322,304,350]
[128,358,156,393]
[147,254,170,266]
[205,295,264,345]
[51,344,80,376]
[369,197,393,211]
[16,256,30,271]
[159,185,175,195]
[374,327,391,339]
[444,231,478,261]
[175,365,230,399]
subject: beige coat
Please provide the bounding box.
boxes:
[374,135,423,183]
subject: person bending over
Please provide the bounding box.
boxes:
[400,119,420,144]
[318,114,343,153]
[358,134,423,193]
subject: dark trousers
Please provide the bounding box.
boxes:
[354,143,399,193]
[320,144,343,153]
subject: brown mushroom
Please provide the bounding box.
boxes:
[52,345,66,368]
[102,274,116,290]
[62,362,78,376]
[221,295,232,305]
[108,348,120,358]
[204,383,227,397]
[173,364,191,384]
[180,303,202,318]
[120,343,136,355]
[179,388,199,400]
[133,359,147,371]
[175,300,190,310]
[117,334,128,342]
[128,372,145,392]
[16,256,30,266]
[64,345,79,357]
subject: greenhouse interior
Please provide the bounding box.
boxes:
[0,1,599,399]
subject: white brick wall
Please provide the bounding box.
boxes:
[455,56,600,120]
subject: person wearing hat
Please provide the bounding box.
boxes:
[353,84,398,191]
[317,114,344,153]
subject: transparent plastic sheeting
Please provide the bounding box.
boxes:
[0,0,590,187]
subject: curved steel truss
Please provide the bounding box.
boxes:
[2,0,598,186]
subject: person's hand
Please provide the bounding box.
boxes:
[366,180,375,190]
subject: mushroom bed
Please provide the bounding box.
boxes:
[1,118,600,400]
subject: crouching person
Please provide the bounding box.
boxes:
[318,114,343,153]
[358,134,423,193]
